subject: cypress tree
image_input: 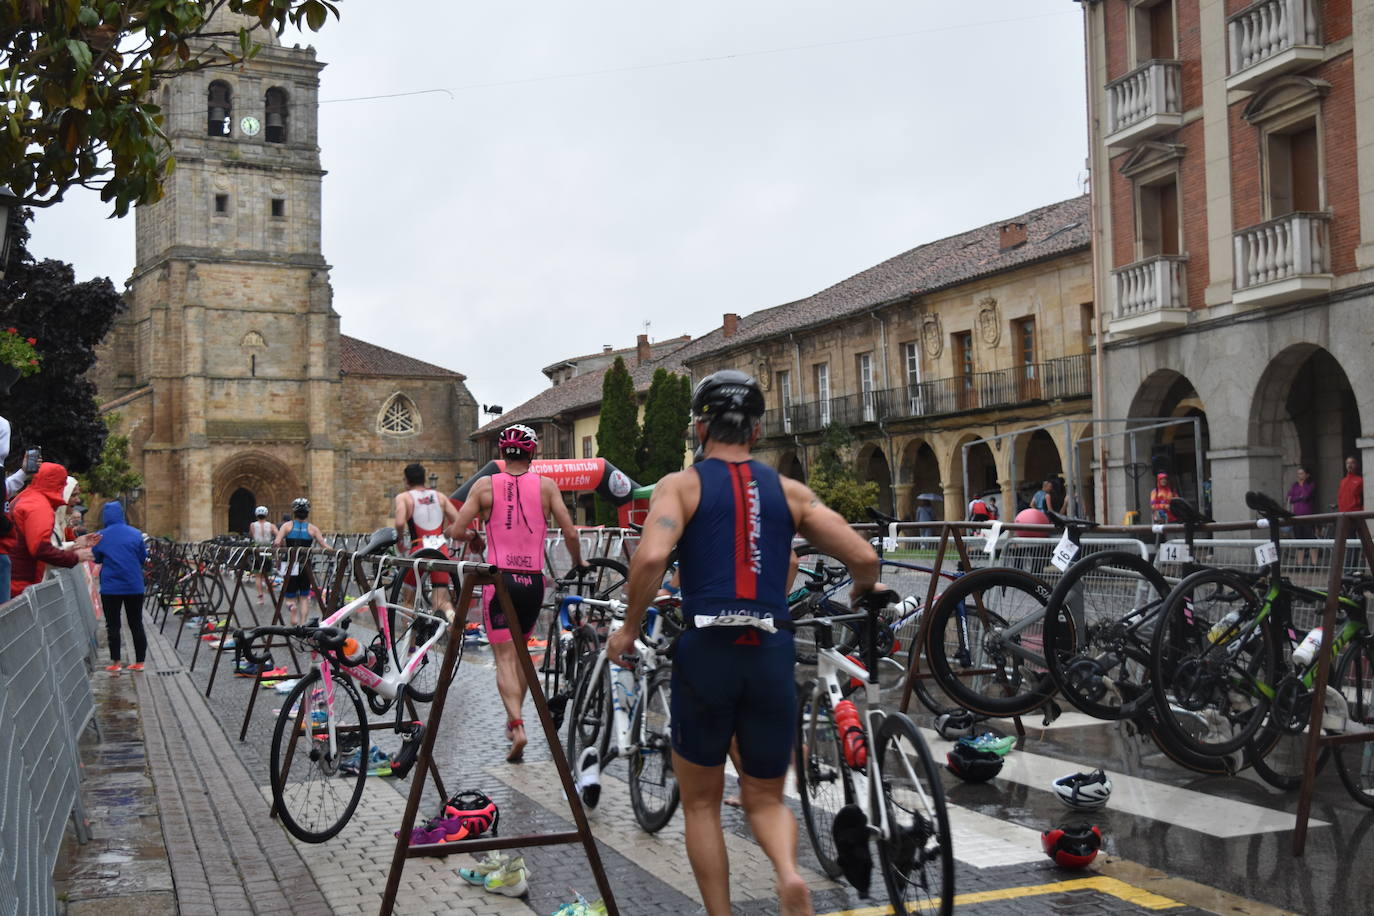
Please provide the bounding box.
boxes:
[638,368,693,484]
[594,357,641,525]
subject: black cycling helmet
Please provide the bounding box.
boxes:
[946,743,1003,783]
[1041,824,1102,868]
[691,370,765,420]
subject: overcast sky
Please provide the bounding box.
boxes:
[30,1,1088,416]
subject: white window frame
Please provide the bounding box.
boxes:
[778,370,793,434]
[859,353,875,422]
[815,363,830,427]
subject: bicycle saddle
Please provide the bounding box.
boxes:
[1045,508,1097,531]
[1169,498,1212,526]
[360,526,398,556]
[1245,490,1293,520]
[866,506,902,528]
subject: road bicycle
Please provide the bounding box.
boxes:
[792,509,978,719]
[1150,491,1374,766]
[538,559,631,729]
[233,547,457,842]
[1036,501,1278,778]
[795,588,953,915]
[564,593,682,833]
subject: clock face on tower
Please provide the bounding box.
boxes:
[239,116,261,137]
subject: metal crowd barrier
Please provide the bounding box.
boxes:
[0,567,98,916]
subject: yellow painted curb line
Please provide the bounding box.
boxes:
[817,875,1184,915]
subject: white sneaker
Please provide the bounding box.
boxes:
[483,856,528,897]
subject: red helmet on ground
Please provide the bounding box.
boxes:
[1014,507,1051,536]
[1041,824,1102,868]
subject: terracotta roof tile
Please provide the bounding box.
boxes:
[681,196,1090,363]
[340,335,466,380]
[474,355,689,436]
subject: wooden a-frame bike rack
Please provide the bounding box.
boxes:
[378,561,619,916]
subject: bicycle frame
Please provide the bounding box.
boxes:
[805,645,895,844]
[567,596,672,763]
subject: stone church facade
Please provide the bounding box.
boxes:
[92,16,477,539]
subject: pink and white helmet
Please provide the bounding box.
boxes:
[498,424,539,456]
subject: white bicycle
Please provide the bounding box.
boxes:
[564,594,683,832]
[794,589,954,915]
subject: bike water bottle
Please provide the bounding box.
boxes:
[340,637,371,667]
[833,699,867,768]
[1292,626,1323,668]
[1207,610,1242,645]
[894,594,922,619]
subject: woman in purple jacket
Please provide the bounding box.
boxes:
[1287,465,1317,566]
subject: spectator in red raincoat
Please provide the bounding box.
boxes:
[7,462,95,596]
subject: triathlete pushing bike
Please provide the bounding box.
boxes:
[448,424,586,762]
[608,370,880,916]
[394,462,460,623]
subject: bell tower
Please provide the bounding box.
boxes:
[99,15,343,539]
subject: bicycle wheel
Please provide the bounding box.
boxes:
[1150,568,1278,757]
[794,679,855,879]
[386,550,453,704]
[1043,551,1166,721]
[269,669,368,843]
[924,567,1062,718]
[1332,637,1374,807]
[791,547,859,666]
[565,657,613,801]
[877,713,953,916]
[568,558,630,603]
[550,624,600,728]
[629,668,679,832]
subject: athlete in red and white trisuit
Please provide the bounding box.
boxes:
[394,462,460,622]
[448,424,586,762]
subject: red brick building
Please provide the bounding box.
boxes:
[1081,0,1372,520]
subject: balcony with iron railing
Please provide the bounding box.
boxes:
[1110,254,1189,336]
[1233,211,1332,308]
[760,354,1091,438]
[1227,0,1322,91]
[1105,60,1183,148]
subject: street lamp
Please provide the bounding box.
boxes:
[428,472,438,490]
[0,186,17,279]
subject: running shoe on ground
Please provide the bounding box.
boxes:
[405,817,451,846]
[483,856,528,897]
[458,853,509,886]
[127,662,145,672]
[366,745,392,776]
[233,664,262,678]
[962,732,1016,756]
[273,679,301,694]
[104,663,123,673]
[550,895,608,916]
[526,636,549,649]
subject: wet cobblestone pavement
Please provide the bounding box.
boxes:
[58,583,1374,914]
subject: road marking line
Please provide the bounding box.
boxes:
[816,875,1185,914]
[921,727,1328,838]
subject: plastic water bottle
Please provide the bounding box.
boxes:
[340,637,372,668]
[1292,627,1323,668]
[894,595,922,620]
[833,699,868,769]
[1207,610,1242,645]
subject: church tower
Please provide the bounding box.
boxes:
[97,15,343,538]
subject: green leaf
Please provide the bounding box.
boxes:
[66,38,92,72]
[77,6,99,27]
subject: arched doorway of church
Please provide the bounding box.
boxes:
[212,451,298,536]
[228,487,257,534]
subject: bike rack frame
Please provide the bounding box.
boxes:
[378,561,619,916]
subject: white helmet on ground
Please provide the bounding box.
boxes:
[1052,769,1112,810]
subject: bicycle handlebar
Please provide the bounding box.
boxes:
[233,624,349,667]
